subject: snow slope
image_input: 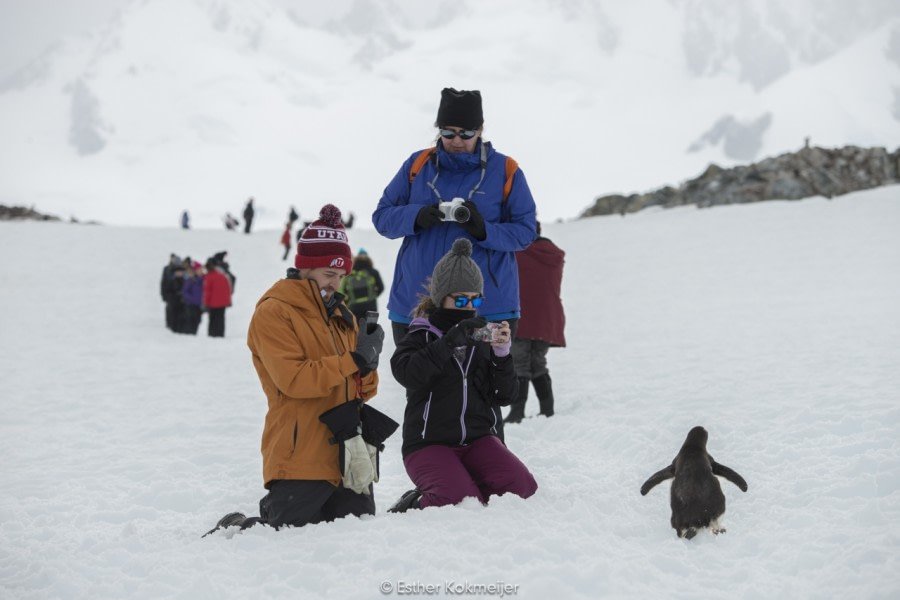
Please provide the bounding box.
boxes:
[0,0,898,228]
[1,187,899,599]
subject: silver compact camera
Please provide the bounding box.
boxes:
[437,198,471,223]
[470,322,501,342]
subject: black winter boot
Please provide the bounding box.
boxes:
[532,373,555,417]
[202,512,248,537]
[504,377,530,424]
[388,489,422,513]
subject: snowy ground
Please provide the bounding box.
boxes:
[1,188,899,599]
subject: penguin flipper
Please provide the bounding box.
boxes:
[640,463,675,495]
[712,461,748,492]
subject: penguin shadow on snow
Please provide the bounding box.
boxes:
[640,426,748,540]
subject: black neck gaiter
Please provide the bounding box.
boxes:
[429,307,475,333]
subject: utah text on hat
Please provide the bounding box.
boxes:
[316,229,348,241]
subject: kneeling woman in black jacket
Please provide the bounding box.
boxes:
[389,238,538,512]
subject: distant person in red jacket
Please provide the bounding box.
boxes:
[203,258,233,337]
[505,222,566,423]
[281,223,292,261]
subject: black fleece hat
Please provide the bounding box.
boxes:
[435,88,484,130]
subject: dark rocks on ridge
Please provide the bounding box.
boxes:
[582,145,900,218]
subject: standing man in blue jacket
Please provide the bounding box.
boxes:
[373,87,537,346]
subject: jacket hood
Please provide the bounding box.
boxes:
[256,277,319,309]
[408,316,444,337]
[523,237,565,267]
[256,278,355,327]
[436,139,495,172]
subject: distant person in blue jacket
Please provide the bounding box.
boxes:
[179,261,205,335]
[372,87,537,345]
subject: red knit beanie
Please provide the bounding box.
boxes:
[294,204,353,271]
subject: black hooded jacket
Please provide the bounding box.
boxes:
[391,317,518,458]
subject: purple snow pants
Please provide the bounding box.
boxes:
[403,435,538,508]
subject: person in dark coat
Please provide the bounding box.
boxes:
[203,259,233,337]
[161,256,186,332]
[243,198,255,234]
[505,222,566,423]
[160,254,181,330]
[388,238,538,513]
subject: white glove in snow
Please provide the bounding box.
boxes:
[342,434,378,495]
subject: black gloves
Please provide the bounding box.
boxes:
[443,317,486,347]
[417,201,485,240]
[319,400,377,495]
[360,404,400,451]
[352,320,384,374]
[460,201,486,240]
[319,400,361,443]
[416,202,485,240]
[415,205,444,231]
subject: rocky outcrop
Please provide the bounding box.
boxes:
[581,145,900,218]
[0,205,62,222]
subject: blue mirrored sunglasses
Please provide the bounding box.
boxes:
[439,128,478,140]
[453,295,484,308]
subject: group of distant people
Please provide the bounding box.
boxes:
[206,87,567,536]
[178,197,257,233]
[165,201,374,343]
[180,198,357,250]
[160,251,235,337]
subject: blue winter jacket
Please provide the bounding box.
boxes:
[372,140,537,324]
[181,275,204,307]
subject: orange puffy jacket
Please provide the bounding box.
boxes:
[247,277,379,488]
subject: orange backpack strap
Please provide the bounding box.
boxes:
[408,148,437,184]
[503,156,519,203]
[409,148,519,204]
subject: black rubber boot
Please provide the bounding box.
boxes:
[388,489,422,514]
[504,377,530,424]
[202,512,247,537]
[532,373,554,417]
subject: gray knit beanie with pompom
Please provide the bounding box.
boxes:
[430,238,484,305]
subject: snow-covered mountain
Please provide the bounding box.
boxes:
[1,0,898,228]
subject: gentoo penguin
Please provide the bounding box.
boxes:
[640,426,748,539]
